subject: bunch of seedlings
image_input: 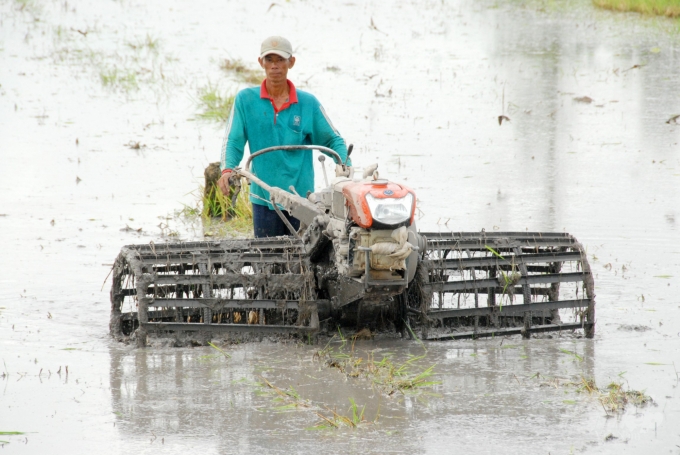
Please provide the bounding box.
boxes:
[314,333,440,396]
[533,373,653,415]
[253,375,376,430]
[175,173,254,238]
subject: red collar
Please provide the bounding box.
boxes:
[260,79,298,113]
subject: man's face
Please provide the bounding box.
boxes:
[259,54,296,84]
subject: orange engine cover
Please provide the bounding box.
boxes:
[342,180,416,228]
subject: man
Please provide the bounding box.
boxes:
[217,36,349,238]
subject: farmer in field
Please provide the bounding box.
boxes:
[217,36,349,238]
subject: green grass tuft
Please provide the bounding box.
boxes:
[176,181,253,238]
[100,68,138,91]
[195,83,235,123]
[315,339,441,396]
[593,0,680,18]
[220,58,262,85]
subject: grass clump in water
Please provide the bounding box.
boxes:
[565,375,653,415]
[598,381,653,413]
[314,334,440,396]
[196,59,260,122]
[100,67,139,91]
[593,0,680,18]
[253,376,375,430]
[220,58,262,85]
[126,34,160,53]
[195,83,235,123]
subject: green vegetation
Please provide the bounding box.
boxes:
[253,376,376,430]
[593,0,680,18]
[14,0,42,16]
[484,245,520,310]
[126,34,160,53]
[598,381,653,413]
[220,58,262,85]
[199,342,232,361]
[311,398,369,430]
[177,180,253,238]
[100,68,138,91]
[196,58,261,122]
[47,27,167,94]
[559,348,584,362]
[195,83,235,122]
[315,334,440,396]
[565,375,652,414]
[202,179,253,237]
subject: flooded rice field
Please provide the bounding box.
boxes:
[1,0,679,453]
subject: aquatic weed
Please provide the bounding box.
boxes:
[195,83,235,122]
[561,375,653,415]
[220,58,262,85]
[593,0,680,18]
[100,68,138,91]
[126,34,160,53]
[309,398,371,430]
[197,342,232,361]
[252,375,375,430]
[599,381,652,414]
[315,338,441,396]
[559,348,584,362]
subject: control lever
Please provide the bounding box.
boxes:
[318,155,329,187]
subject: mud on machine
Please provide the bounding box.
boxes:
[110,146,595,345]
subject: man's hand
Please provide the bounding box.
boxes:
[217,169,233,195]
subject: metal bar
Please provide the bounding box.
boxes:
[142,322,316,334]
[150,274,309,286]
[430,252,582,270]
[244,145,345,171]
[270,195,302,240]
[142,253,305,266]
[423,272,587,293]
[424,239,577,250]
[514,246,533,339]
[425,322,594,341]
[123,239,305,255]
[427,299,591,318]
[419,231,574,239]
[149,298,320,310]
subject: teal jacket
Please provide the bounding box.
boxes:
[220,80,349,208]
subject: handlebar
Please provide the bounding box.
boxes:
[244,145,347,171]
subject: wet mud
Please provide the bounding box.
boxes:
[1,0,679,453]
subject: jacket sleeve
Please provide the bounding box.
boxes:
[311,103,351,166]
[220,94,247,171]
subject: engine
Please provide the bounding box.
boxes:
[307,167,423,305]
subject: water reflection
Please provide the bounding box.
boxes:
[108,339,597,453]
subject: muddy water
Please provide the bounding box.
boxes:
[1,0,679,453]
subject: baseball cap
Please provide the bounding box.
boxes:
[260,36,293,59]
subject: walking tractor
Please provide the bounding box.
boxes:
[110,146,595,345]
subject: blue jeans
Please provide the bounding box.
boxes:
[252,203,301,238]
